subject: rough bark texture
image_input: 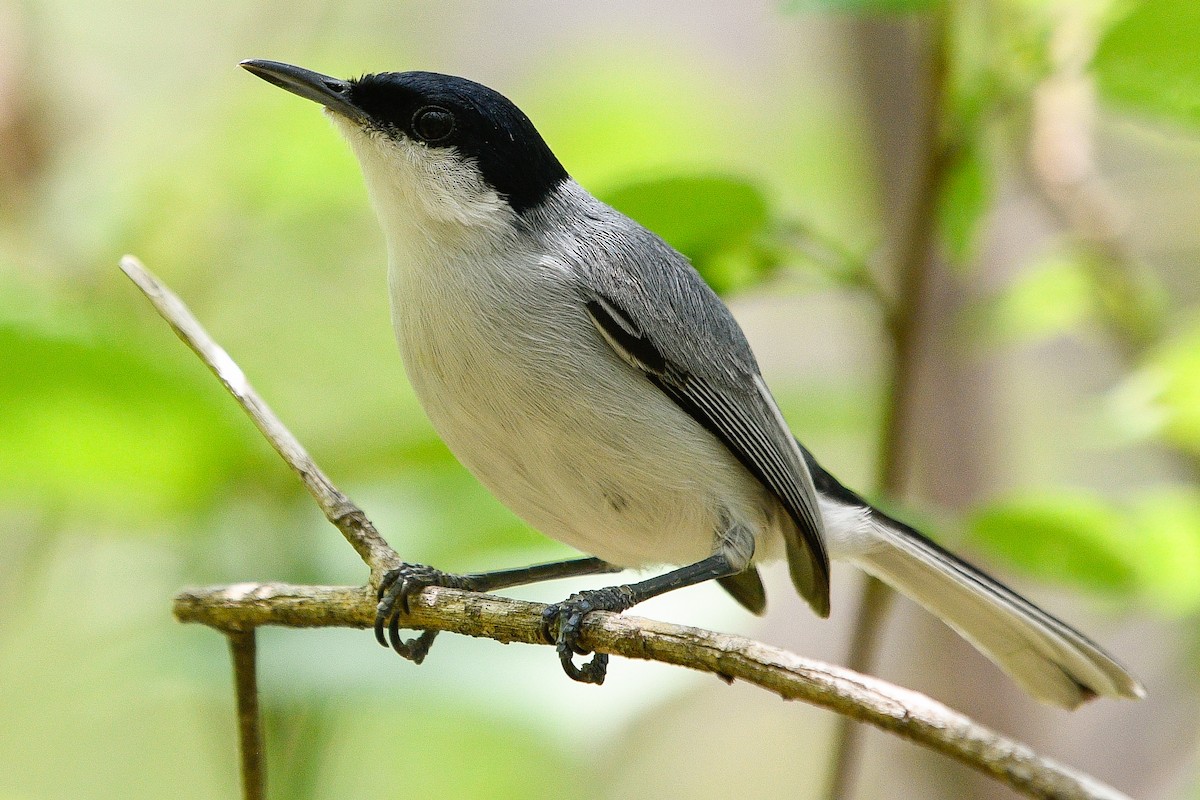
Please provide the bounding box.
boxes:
[176,582,1129,800]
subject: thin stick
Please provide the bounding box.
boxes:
[825,576,895,796]
[175,583,1131,800]
[228,630,265,800]
[119,255,397,576]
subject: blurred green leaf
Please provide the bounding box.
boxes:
[0,323,259,522]
[1144,317,1200,455]
[603,174,774,294]
[782,0,941,12]
[976,253,1094,343]
[1107,316,1200,455]
[1094,0,1200,127]
[966,492,1138,594]
[604,174,769,257]
[1127,489,1200,615]
[530,56,737,184]
[937,140,992,265]
[968,486,1200,612]
[699,241,780,297]
[1101,368,1173,447]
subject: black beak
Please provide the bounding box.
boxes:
[239,59,366,122]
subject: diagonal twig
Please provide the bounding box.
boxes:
[119,255,398,577]
[122,254,1134,800]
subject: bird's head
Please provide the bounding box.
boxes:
[240,60,568,242]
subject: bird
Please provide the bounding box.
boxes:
[240,58,1143,708]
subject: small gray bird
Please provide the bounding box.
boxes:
[241,59,1143,708]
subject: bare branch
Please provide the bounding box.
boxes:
[1027,7,1164,357]
[119,255,398,577]
[125,255,1132,800]
[1026,11,1199,483]
[830,13,955,798]
[228,631,265,800]
[176,582,1130,800]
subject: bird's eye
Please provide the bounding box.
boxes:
[412,106,455,143]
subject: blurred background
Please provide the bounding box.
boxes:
[1,0,1198,798]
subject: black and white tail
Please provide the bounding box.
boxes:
[803,449,1144,709]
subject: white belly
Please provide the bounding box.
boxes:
[389,254,783,569]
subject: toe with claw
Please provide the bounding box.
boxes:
[540,586,636,685]
[374,563,473,662]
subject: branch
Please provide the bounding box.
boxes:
[175,582,1128,800]
[228,631,265,800]
[1027,13,1163,359]
[829,12,954,798]
[119,256,398,578]
[122,254,1132,800]
[1026,9,1199,484]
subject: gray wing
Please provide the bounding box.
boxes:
[565,213,831,615]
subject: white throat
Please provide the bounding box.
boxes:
[329,114,518,268]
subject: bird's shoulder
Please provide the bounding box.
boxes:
[533,185,760,388]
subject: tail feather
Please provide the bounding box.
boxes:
[799,441,1142,708]
[853,511,1144,709]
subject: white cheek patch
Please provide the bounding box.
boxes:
[328,114,509,231]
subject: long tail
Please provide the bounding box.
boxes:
[802,449,1144,709]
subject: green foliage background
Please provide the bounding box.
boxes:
[1,0,1199,798]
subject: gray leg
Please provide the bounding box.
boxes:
[375,557,620,660]
[540,549,746,684]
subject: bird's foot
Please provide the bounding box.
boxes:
[540,586,636,685]
[374,563,474,663]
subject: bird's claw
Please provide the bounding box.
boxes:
[374,563,471,662]
[540,586,635,685]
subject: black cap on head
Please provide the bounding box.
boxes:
[240,61,568,214]
[352,72,567,213]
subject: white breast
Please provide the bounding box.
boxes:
[336,117,788,568]
[390,239,779,568]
